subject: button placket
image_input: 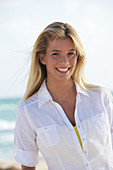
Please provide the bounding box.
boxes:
[75,102,92,170]
[73,121,91,170]
[76,101,89,154]
[82,134,88,155]
[73,87,92,170]
[84,150,87,154]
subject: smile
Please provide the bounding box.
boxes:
[56,67,71,73]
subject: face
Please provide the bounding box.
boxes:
[40,37,77,82]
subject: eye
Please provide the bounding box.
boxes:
[67,52,75,56]
[52,53,60,56]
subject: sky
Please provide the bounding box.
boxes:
[0,0,113,98]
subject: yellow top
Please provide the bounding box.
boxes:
[74,126,83,150]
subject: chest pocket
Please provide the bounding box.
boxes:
[82,112,110,139]
[36,124,59,148]
[91,112,110,136]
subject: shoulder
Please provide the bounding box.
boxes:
[20,80,48,109]
[87,85,113,104]
[16,92,40,127]
[20,91,39,108]
[17,91,39,119]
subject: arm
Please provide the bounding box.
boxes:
[21,165,36,170]
[14,103,39,168]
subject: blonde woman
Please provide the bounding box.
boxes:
[14,22,113,170]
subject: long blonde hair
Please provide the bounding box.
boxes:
[22,22,97,101]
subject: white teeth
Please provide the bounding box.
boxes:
[57,68,69,72]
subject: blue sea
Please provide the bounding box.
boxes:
[0,98,43,160]
[0,98,20,159]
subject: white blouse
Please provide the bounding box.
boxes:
[14,80,113,170]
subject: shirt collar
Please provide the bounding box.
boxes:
[38,79,52,108]
[38,79,89,108]
[74,81,89,97]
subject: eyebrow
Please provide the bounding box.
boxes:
[51,50,61,52]
[68,49,75,51]
[51,49,75,52]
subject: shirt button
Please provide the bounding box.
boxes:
[86,163,89,167]
[83,138,85,141]
[78,125,80,128]
[84,150,87,154]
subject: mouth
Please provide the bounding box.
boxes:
[55,67,71,73]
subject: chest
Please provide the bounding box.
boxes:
[57,100,76,126]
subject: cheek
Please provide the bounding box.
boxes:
[45,58,57,69]
[47,56,58,63]
[71,57,77,66]
[48,59,59,68]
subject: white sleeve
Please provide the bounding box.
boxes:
[14,102,39,167]
[104,89,113,147]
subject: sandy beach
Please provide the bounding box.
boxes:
[0,159,48,170]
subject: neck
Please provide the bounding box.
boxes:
[46,78,76,102]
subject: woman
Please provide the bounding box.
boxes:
[14,22,113,170]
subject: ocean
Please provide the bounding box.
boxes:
[0,98,20,159]
[0,98,44,160]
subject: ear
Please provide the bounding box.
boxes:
[39,55,46,65]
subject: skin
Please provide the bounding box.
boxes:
[40,37,77,84]
[21,37,78,169]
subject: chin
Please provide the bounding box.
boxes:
[55,75,72,81]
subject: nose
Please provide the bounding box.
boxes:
[59,55,69,64]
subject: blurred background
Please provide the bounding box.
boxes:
[0,0,113,169]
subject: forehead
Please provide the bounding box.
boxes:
[47,37,75,52]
